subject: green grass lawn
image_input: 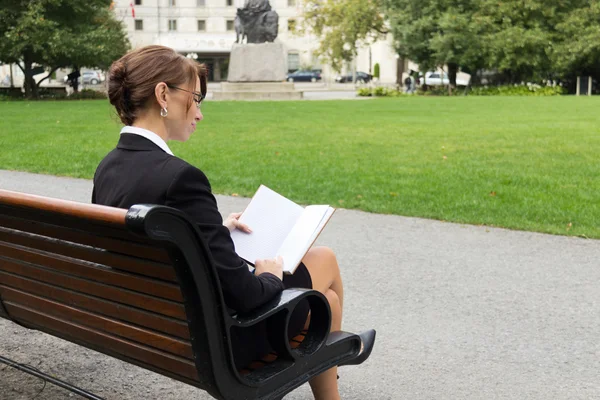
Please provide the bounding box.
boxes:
[0,97,599,238]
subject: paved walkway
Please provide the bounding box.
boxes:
[1,170,599,400]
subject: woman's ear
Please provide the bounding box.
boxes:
[155,82,168,110]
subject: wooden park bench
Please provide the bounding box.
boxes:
[0,189,375,399]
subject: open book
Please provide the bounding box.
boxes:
[230,185,335,274]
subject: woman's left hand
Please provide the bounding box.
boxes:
[224,212,252,233]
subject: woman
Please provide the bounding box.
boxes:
[93,45,355,400]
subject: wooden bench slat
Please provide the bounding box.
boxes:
[0,190,127,227]
[4,302,200,382]
[0,214,171,264]
[0,227,177,282]
[0,205,144,244]
[0,241,183,302]
[0,257,187,320]
[0,271,190,339]
[0,286,193,359]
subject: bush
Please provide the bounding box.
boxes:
[417,85,451,96]
[69,89,107,100]
[375,86,402,97]
[357,87,372,97]
[357,86,403,97]
[373,86,388,96]
[38,88,68,100]
[1,88,107,101]
[373,63,380,79]
[0,88,25,100]
[467,84,566,96]
[412,83,566,97]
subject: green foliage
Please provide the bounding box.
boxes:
[69,89,108,100]
[37,88,68,100]
[1,88,108,101]
[374,86,400,96]
[384,0,600,86]
[373,63,380,78]
[468,85,567,96]
[412,84,566,97]
[301,0,387,72]
[0,0,130,98]
[357,86,402,97]
[552,1,600,77]
[417,85,451,96]
[0,88,24,100]
[357,87,373,97]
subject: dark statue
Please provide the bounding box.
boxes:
[234,0,279,44]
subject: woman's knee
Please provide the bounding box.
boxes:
[306,246,339,271]
[303,247,341,289]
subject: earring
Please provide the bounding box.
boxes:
[160,107,168,117]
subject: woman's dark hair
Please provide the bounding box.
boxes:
[108,45,208,125]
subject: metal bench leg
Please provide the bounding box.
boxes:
[0,355,105,400]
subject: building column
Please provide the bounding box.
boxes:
[396,57,408,86]
[214,58,222,82]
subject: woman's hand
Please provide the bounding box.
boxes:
[224,212,252,233]
[255,256,284,281]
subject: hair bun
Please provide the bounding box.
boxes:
[108,59,132,125]
[109,60,127,84]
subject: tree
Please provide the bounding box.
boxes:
[385,0,486,89]
[475,0,557,84]
[552,1,600,80]
[0,0,130,98]
[301,0,387,74]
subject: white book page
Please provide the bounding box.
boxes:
[276,205,332,273]
[230,185,304,264]
[305,206,335,250]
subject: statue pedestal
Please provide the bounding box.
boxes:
[213,82,302,101]
[227,42,286,82]
[213,42,302,100]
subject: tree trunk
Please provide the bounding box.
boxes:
[72,67,80,93]
[447,63,459,96]
[22,53,38,99]
[448,62,458,85]
[37,67,59,88]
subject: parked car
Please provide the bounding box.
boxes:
[286,70,322,82]
[335,71,373,83]
[63,70,104,85]
[424,71,470,86]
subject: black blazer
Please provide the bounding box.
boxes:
[92,133,284,313]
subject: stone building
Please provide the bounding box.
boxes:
[111,0,406,84]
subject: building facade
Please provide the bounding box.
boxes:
[112,0,403,84]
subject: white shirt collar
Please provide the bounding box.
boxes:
[120,126,174,156]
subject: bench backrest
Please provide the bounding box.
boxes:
[0,190,235,398]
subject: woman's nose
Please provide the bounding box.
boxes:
[196,109,203,121]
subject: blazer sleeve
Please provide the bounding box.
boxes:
[165,162,284,313]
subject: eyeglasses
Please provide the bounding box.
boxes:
[167,85,206,109]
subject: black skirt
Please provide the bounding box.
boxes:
[230,262,313,369]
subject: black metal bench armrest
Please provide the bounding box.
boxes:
[230,288,332,361]
[231,288,322,326]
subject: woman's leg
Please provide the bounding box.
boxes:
[302,246,344,311]
[308,289,341,400]
[301,246,344,400]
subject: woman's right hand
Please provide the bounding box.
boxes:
[254,256,284,281]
